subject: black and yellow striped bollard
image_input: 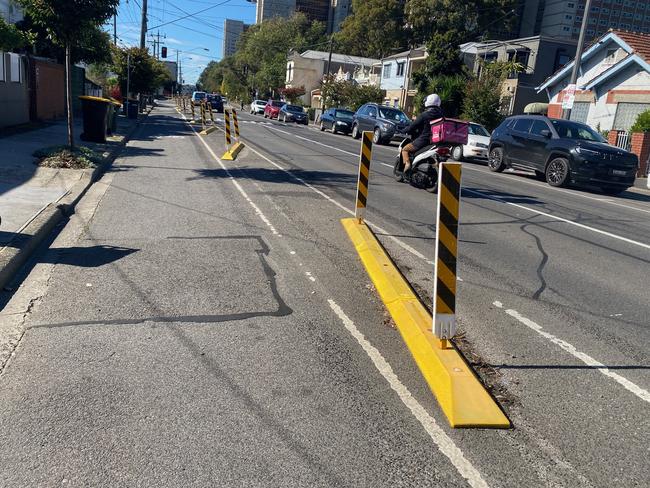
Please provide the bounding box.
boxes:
[224,109,232,147]
[191,100,196,121]
[432,162,462,349]
[232,108,240,140]
[355,131,373,222]
[200,101,207,130]
[208,102,214,124]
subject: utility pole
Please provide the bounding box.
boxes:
[562,0,592,120]
[324,35,334,78]
[113,14,117,45]
[140,0,148,49]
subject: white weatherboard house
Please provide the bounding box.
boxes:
[537,30,650,133]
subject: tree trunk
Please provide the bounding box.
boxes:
[65,42,74,148]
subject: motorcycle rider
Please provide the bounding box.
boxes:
[401,94,443,173]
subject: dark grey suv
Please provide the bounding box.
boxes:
[488,115,638,194]
[351,103,410,144]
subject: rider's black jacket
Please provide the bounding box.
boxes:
[406,106,443,150]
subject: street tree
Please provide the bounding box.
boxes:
[18,0,119,147]
[111,46,170,99]
[280,86,306,104]
[334,0,407,59]
[0,16,32,51]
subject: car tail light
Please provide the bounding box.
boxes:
[435,147,450,156]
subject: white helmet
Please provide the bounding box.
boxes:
[424,93,441,108]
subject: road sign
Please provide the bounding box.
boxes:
[562,83,576,110]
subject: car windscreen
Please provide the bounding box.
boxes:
[255,100,266,105]
[271,101,284,107]
[207,95,221,101]
[378,107,409,123]
[286,105,304,113]
[193,92,206,99]
[334,110,354,120]
[551,120,606,142]
[469,123,490,137]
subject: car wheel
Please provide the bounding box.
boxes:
[372,128,382,145]
[488,147,506,172]
[332,124,337,134]
[452,145,463,161]
[545,157,570,187]
[351,124,360,139]
[534,170,546,181]
[320,121,325,131]
[600,186,624,195]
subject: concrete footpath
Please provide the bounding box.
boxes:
[0,110,146,290]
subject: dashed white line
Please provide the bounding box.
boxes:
[328,299,490,488]
[493,301,650,404]
[183,109,488,485]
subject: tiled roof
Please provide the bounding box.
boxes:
[610,30,650,63]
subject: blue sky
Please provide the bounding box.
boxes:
[106,0,256,84]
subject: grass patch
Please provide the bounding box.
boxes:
[33,145,104,169]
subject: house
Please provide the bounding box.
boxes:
[378,47,427,116]
[537,30,650,133]
[285,50,379,105]
[461,36,577,116]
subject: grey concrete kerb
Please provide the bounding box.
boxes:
[0,109,153,290]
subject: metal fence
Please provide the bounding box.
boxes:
[615,131,631,152]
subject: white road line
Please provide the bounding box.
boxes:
[463,166,650,215]
[465,188,650,251]
[241,141,432,263]
[183,109,488,485]
[179,111,279,236]
[493,301,650,404]
[328,300,490,488]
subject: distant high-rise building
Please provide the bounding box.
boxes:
[330,0,351,33]
[248,0,295,23]
[247,0,352,33]
[516,0,650,41]
[223,19,247,57]
[0,0,23,23]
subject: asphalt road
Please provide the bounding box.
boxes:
[0,101,648,487]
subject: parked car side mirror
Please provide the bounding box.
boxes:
[540,129,552,138]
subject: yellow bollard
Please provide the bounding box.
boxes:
[355,131,373,222]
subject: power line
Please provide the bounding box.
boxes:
[148,0,234,31]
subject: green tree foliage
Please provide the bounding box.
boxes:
[460,61,522,129]
[0,16,32,51]
[334,0,407,59]
[18,0,119,147]
[406,0,518,88]
[630,109,650,133]
[413,74,466,117]
[320,78,382,110]
[111,46,170,98]
[199,13,326,101]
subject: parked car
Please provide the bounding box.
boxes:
[279,104,308,124]
[206,94,224,112]
[320,108,355,134]
[351,103,410,144]
[451,122,490,161]
[191,91,206,106]
[250,100,267,115]
[264,100,284,119]
[488,115,639,194]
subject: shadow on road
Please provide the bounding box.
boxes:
[44,245,139,267]
[189,167,357,187]
[462,187,543,205]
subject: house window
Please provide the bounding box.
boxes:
[396,62,405,77]
[383,64,392,78]
[9,53,20,83]
[0,52,4,82]
[569,102,590,123]
[613,102,650,131]
[563,26,571,31]
[605,48,617,62]
[567,2,574,7]
[554,50,571,70]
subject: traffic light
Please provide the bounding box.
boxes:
[161,46,167,58]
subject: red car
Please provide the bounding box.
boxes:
[264,100,284,119]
